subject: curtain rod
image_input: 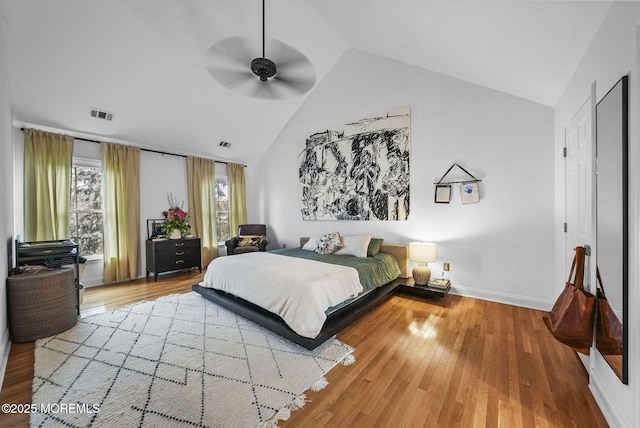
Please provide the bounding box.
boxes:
[20,127,238,166]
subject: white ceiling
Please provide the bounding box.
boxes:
[2,0,613,165]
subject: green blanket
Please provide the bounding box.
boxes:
[270,247,401,294]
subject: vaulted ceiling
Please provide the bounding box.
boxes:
[2,0,612,166]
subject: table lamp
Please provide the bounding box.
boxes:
[409,242,436,285]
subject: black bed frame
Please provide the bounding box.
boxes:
[192,279,401,350]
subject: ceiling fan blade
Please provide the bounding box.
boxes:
[210,66,279,99]
[207,68,254,90]
[266,38,316,89]
[276,56,314,76]
[206,36,256,71]
[277,60,315,82]
[207,36,260,95]
[268,41,308,68]
[206,58,246,77]
[248,80,280,99]
[273,74,315,96]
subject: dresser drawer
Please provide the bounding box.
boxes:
[155,247,199,262]
[165,254,200,269]
[153,239,200,251]
[155,255,199,271]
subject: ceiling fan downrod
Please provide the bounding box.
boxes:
[251,0,276,82]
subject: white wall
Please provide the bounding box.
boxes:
[139,151,189,279]
[0,4,14,389]
[255,49,555,309]
[554,4,640,428]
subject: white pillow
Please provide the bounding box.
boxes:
[302,236,320,251]
[335,235,372,258]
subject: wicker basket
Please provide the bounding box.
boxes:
[7,268,78,343]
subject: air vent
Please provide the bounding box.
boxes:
[219,141,231,148]
[89,107,115,122]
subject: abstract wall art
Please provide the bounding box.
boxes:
[298,106,411,221]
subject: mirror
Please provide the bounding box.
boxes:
[595,75,628,384]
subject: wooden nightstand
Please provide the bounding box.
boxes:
[397,277,450,299]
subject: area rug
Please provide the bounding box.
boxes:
[31,292,355,427]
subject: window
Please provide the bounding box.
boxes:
[215,176,230,244]
[69,160,103,257]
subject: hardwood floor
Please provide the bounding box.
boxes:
[0,271,608,427]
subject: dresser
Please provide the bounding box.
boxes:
[146,238,202,281]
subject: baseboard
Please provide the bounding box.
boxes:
[589,372,631,428]
[577,352,590,371]
[0,326,11,392]
[81,274,104,287]
[449,284,551,311]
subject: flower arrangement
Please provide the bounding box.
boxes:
[163,193,191,237]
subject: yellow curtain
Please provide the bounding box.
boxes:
[228,162,247,235]
[23,128,74,241]
[187,156,218,266]
[101,142,141,283]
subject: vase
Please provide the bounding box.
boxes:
[169,228,182,239]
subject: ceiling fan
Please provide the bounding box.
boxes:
[206,0,316,100]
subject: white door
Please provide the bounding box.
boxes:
[565,97,594,283]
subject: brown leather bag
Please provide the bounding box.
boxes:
[542,246,596,354]
[595,269,623,355]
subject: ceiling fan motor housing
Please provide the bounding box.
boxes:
[251,57,277,81]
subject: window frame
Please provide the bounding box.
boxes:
[215,175,230,246]
[69,157,104,261]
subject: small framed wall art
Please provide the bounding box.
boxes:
[434,184,452,203]
[147,219,166,240]
[460,181,480,204]
[433,162,482,205]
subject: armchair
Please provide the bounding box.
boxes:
[225,224,269,255]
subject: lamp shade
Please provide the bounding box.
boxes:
[409,242,436,263]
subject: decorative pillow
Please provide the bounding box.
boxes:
[367,238,384,256]
[335,235,372,258]
[315,232,342,255]
[301,236,320,251]
[238,235,263,247]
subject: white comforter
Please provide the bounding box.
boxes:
[200,252,363,338]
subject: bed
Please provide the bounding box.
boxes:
[192,237,409,349]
